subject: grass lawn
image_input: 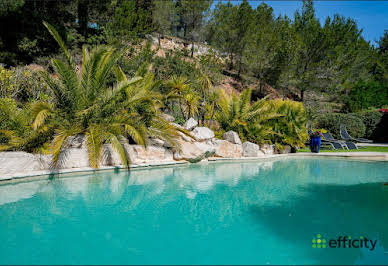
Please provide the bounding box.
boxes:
[297,146,388,153]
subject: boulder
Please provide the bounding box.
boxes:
[66,134,86,148]
[177,131,194,143]
[148,138,165,147]
[0,152,48,176]
[260,144,274,155]
[101,144,126,166]
[57,148,90,169]
[130,145,174,164]
[242,142,264,157]
[191,127,215,141]
[277,145,292,154]
[161,113,174,122]
[193,141,217,154]
[184,117,198,130]
[213,139,243,158]
[170,122,184,130]
[173,140,203,160]
[223,130,242,145]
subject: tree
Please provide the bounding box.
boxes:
[234,0,253,76]
[180,0,212,57]
[215,88,280,144]
[152,0,176,46]
[30,22,183,168]
[208,0,252,75]
[291,0,328,102]
[244,3,284,95]
[207,1,237,69]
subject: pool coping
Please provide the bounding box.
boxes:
[1,152,387,185]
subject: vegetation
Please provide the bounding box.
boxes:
[297,146,388,153]
[0,0,387,161]
[1,22,185,168]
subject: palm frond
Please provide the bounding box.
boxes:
[43,21,74,67]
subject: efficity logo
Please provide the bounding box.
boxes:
[312,234,378,251]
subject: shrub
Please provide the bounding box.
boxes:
[268,99,309,148]
[315,113,365,139]
[0,65,50,102]
[356,110,383,139]
[344,80,388,112]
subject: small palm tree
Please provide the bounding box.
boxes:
[32,22,182,168]
[268,99,308,148]
[215,88,281,143]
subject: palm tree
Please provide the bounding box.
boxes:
[32,22,182,169]
[215,88,280,143]
[268,99,308,148]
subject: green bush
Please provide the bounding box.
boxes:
[315,113,365,139]
[355,110,383,139]
[0,65,50,102]
[344,80,388,112]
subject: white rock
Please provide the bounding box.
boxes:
[148,138,165,147]
[161,113,174,122]
[173,140,203,160]
[278,145,292,154]
[184,117,198,130]
[57,148,90,169]
[193,141,217,154]
[242,142,264,157]
[213,139,243,158]
[130,145,174,164]
[0,152,47,177]
[178,131,194,143]
[223,130,242,145]
[191,127,215,141]
[170,122,184,130]
[66,134,86,148]
[102,144,125,166]
[260,144,274,155]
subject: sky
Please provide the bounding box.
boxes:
[221,1,388,46]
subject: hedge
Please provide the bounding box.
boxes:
[315,110,385,141]
[315,113,366,139]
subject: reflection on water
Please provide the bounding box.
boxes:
[0,158,387,265]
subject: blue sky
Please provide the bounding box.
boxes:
[219,1,388,45]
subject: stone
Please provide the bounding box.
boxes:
[161,113,174,122]
[66,134,86,148]
[278,145,292,154]
[191,127,215,141]
[213,139,243,158]
[0,152,47,176]
[148,138,165,147]
[170,122,184,130]
[184,117,198,130]
[101,144,126,166]
[193,141,217,154]
[173,140,203,160]
[242,142,264,157]
[130,145,174,164]
[177,131,194,143]
[223,130,242,145]
[57,148,90,169]
[260,144,274,155]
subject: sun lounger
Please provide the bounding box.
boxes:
[321,132,346,150]
[340,124,373,143]
[344,141,358,150]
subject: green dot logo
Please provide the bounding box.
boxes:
[312,234,327,248]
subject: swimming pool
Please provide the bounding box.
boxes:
[0,158,387,264]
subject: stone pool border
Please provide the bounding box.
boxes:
[1,152,387,185]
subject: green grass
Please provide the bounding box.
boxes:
[297,146,388,153]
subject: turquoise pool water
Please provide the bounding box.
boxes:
[0,158,387,265]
